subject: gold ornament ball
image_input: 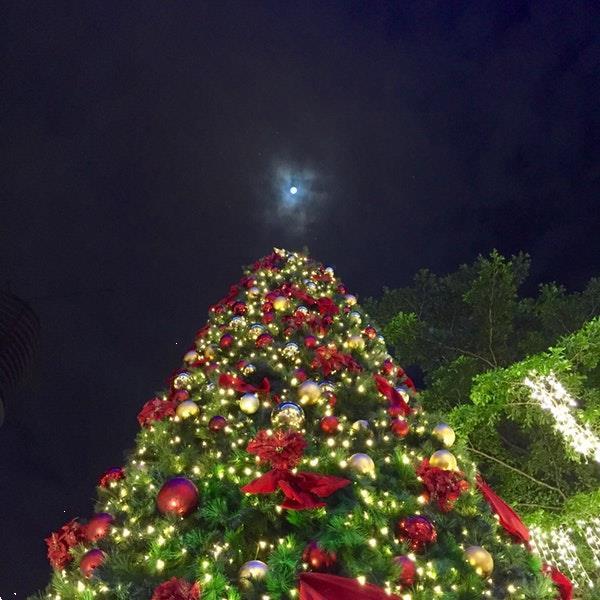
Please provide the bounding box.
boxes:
[352,419,369,431]
[282,342,299,359]
[304,280,317,292]
[429,449,458,471]
[348,310,362,323]
[247,286,261,298]
[230,316,246,329]
[204,345,218,360]
[298,380,322,405]
[176,400,199,419]
[173,371,193,389]
[241,362,256,376]
[239,559,269,588]
[271,402,305,430]
[349,452,375,475]
[248,323,266,338]
[319,380,336,393]
[273,295,289,311]
[324,266,335,277]
[344,293,357,306]
[183,350,198,364]
[347,334,365,350]
[465,546,494,577]
[432,423,456,447]
[239,393,260,414]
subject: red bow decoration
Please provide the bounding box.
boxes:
[218,373,271,396]
[396,366,416,391]
[241,430,350,510]
[311,345,363,376]
[373,374,411,416]
[542,564,573,600]
[137,397,176,427]
[252,252,284,271]
[316,297,339,317]
[417,459,469,512]
[45,519,86,570]
[476,475,530,544]
[299,573,400,600]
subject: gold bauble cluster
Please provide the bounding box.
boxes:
[465,546,494,577]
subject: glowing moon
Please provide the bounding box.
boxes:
[289,186,298,195]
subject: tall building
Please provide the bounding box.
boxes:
[0,290,40,426]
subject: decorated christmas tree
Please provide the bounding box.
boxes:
[35,249,567,600]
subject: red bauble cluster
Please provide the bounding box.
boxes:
[156,477,199,517]
[80,548,106,578]
[320,415,339,434]
[396,515,437,553]
[256,332,274,348]
[85,513,114,542]
[45,519,86,570]
[208,415,227,432]
[152,577,200,600]
[393,555,416,587]
[391,418,410,437]
[98,467,125,488]
[303,541,337,572]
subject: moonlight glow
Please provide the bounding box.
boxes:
[289,186,298,195]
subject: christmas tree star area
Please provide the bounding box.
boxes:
[36,249,568,599]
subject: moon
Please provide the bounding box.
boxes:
[289,186,298,195]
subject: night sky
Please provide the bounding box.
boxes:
[1,1,599,594]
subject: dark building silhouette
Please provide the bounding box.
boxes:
[0,290,40,426]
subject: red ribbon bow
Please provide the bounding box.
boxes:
[242,469,350,510]
[299,573,399,600]
[311,345,363,376]
[218,373,271,396]
[373,374,411,416]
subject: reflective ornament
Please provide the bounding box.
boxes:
[80,548,105,578]
[349,452,375,475]
[239,393,260,414]
[183,350,198,364]
[304,335,317,348]
[347,335,365,350]
[255,332,273,348]
[247,286,261,298]
[303,541,337,571]
[395,387,410,404]
[173,371,193,390]
[208,415,227,432]
[348,310,362,323]
[271,402,305,430]
[296,305,309,315]
[248,323,266,338]
[298,380,321,405]
[85,513,114,542]
[465,546,494,577]
[393,555,417,587]
[319,380,336,393]
[352,419,369,432]
[344,293,357,306]
[396,515,437,553]
[324,266,335,277]
[391,418,410,437]
[230,316,246,329]
[432,423,456,447]
[304,279,317,292]
[320,415,339,434]
[282,342,299,359]
[219,333,234,348]
[364,325,377,339]
[241,362,256,376]
[239,560,269,588]
[273,295,289,311]
[429,449,458,471]
[176,400,199,419]
[204,345,218,360]
[156,477,199,517]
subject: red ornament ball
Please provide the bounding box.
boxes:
[294,368,308,382]
[157,477,199,517]
[256,332,274,348]
[302,541,337,572]
[219,333,234,349]
[208,415,227,432]
[391,418,410,437]
[304,335,317,348]
[396,515,437,553]
[85,513,114,542]
[393,555,416,587]
[152,577,200,600]
[364,325,377,339]
[388,404,406,418]
[80,548,105,578]
[233,301,247,315]
[320,415,340,434]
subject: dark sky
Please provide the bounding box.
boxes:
[1,1,599,594]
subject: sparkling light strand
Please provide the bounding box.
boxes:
[523,372,600,462]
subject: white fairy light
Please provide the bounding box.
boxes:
[523,372,600,462]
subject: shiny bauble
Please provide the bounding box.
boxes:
[176,400,199,419]
[203,345,218,360]
[429,449,458,471]
[273,295,289,311]
[230,315,246,329]
[349,452,375,475]
[348,310,362,323]
[303,541,337,572]
[393,555,416,587]
[156,477,199,517]
[239,393,260,414]
[247,286,261,298]
[465,546,494,577]
[319,380,336,393]
[183,349,199,364]
[256,332,274,348]
[80,548,105,578]
[320,415,339,434]
[219,333,234,349]
[271,402,305,430]
[324,266,335,277]
[395,387,410,404]
[364,325,377,340]
[248,323,266,338]
[304,335,317,348]
[304,280,317,292]
[241,362,256,376]
[173,371,193,390]
[233,301,247,315]
[298,380,321,405]
[395,515,437,553]
[239,560,269,588]
[391,418,410,437]
[344,293,357,306]
[351,419,369,431]
[208,415,227,432]
[282,342,299,359]
[296,305,309,315]
[432,423,456,447]
[85,513,114,542]
[347,335,365,350]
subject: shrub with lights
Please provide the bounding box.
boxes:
[34,249,567,599]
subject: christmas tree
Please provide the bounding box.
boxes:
[35,249,564,600]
